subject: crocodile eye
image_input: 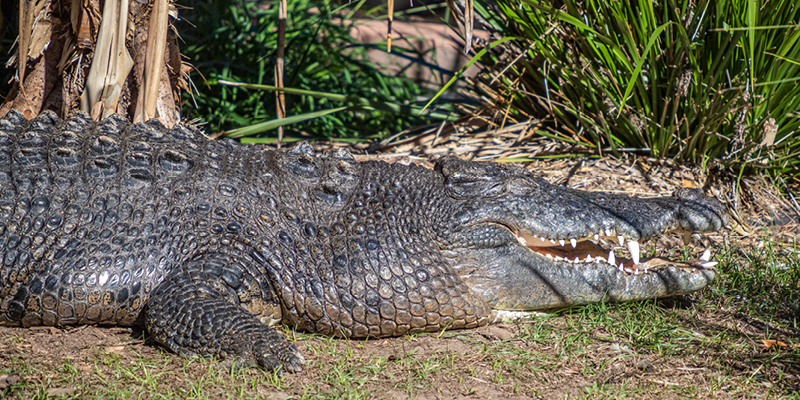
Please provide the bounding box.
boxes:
[286,154,319,178]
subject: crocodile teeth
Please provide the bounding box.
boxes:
[700,247,712,262]
[550,239,557,245]
[585,255,592,263]
[559,239,566,246]
[608,250,616,266]
[617,236,624,246]
[594,234,599,240]
[618,263,624,272]
[574,256,580,263]
[570,238,577,248]
[627,240,640,265]
[605,228,613,237]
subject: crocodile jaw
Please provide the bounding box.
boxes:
[436,157,727,310]
[449,216,723,311]
[450,240,717,311]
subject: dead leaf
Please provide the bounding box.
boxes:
[762,339,788,350]
[759,118,777,147]
[47,387,77,396]
[0,373,21,389]
[105,345,125,354]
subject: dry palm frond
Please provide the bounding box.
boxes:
[386,0,393,52]
[275,0,287,146]
[71,0,100,49]
[133,0,169,123]
[11,0,53,85]
[26,0,54,62]
[444,0,474,54]
[81,0,133,119]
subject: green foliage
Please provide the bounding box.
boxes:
[178,0,446,139]
[475,0,800,175]
[712,233,800,327]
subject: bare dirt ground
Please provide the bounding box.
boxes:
[2,140,799,399]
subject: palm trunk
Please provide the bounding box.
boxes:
[1,0,184,127]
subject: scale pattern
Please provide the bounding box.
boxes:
[0,111,492,371]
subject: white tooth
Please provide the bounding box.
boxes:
[617,236,624,246]
[618,263,624,271]
[550,239,557,244]
[554,256,563,261]
[700,248,712,261]
[574,257,580,263]
[701,261,718,269]
[608,250,616,266]
[541,236,546,242]
[559,239,565,246]
[633,266,639,275]
[546,253,553,258]
[594,234,599,240]
[585,255,593,263]
[682,232,692,245]
[605,228,613,237]
[627,240,640,265]
[517,236,527,246]
[643,267,648,274]
[570,238,577,248]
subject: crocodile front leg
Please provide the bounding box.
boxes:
[144,252,304,372]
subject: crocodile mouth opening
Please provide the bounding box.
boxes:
[514,231,717,275]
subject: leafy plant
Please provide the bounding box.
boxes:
[473,0,800,176]
[178,0,452,139]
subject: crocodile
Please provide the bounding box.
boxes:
[0,110,727,373]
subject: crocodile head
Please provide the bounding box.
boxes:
[434,157,728,310]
